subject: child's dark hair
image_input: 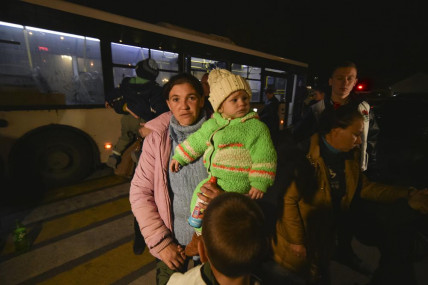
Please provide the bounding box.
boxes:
[318,104,364,136]
[202,192,267,278]
[162,73,203,100]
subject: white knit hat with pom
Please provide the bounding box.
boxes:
[208,68,252,112]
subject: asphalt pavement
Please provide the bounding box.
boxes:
[0,172,427,284]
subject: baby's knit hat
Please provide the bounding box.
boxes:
[208,68,252,112]
[135,58,159,81]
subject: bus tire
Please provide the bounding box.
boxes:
[9,125,97,188]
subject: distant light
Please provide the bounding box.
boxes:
[280,119,284,124]
[38,46,48,51]
[357,84,364,90]
[104,143,112,149]
[253,108,258,112]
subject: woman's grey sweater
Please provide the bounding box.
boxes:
[168,113,207,246]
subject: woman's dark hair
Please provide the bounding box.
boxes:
[162,73,203,100]
[318,104,364,136]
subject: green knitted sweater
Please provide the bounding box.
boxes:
[173,111,277,193]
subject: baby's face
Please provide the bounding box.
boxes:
[218,90,250,119]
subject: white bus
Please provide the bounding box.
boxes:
[0,0,308,187]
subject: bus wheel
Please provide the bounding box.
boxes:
[9,126,96,188]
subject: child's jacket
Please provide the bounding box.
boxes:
[173,111,277,193]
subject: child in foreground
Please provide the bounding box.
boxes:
[169,69,277,255]
[167,192,267,285]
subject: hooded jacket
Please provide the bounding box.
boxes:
[173,111,277,194]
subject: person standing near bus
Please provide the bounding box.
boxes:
[107,58,169,169]
[130,73,217,285]
[105,91,141,170]
[290,61,380,275]
[169,69,277,257]
[106,58,169,256]
[272,105,428,284]
[292,60,379,172]
[259,86,280,148]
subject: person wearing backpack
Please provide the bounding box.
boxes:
[105,58,169,255]
[107,58,169,169]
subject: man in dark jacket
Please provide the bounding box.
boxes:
[107,58,169,168]
[259,87,280,147]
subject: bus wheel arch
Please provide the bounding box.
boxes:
[8,124,99,188]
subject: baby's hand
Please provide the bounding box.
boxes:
[170,159,182,172]
[248,187,264,199]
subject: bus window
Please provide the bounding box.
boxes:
[265,68,286,74]
[0,21,104,106]
[265,76,287,102]
[231,63,261,102]
[232,64,261,80]
[151,49,179,71]
[111,43,149,86]
[111,43,178,86]
[0,22,28,87]
[151,50,179,85]
[190,57,226,80]
[111,43,149,66]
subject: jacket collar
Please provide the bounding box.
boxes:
[213,111,259,124]
[144,111,172,134]
[307,133,361,207]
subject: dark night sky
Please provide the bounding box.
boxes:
[70,0,427,89]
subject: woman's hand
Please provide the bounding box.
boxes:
[290,243,307,259]
[248,187,264,199]
[159,243,186,271]
[169,159,181,173]
[197,179,224,210]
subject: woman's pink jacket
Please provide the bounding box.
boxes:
[129,112,173,259]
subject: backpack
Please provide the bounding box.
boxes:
[120,77,168,121]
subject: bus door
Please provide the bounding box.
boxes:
[263,70,288,130]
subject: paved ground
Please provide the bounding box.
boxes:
[0,173,427,284]
[0,176,156,284]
